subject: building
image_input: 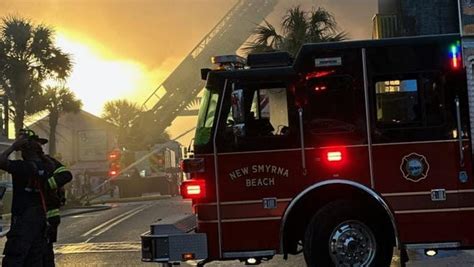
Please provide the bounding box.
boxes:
[373,0,459,39]
[28,110,117,177]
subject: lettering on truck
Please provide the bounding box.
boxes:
[229,164,289,187]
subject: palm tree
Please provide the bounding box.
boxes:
[244,6,348,56]
[103,100,172,149]
[0,16,72,136]
[41,86,82,156]
[102,99,143,149]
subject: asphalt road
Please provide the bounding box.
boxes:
[2,197,474,266]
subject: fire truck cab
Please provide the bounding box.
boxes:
[142,34,474,266]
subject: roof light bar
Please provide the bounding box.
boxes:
[211,55,246,70]
[450,41,462,69]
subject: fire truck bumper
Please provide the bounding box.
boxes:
[141,213,208,263]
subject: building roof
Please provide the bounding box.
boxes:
[27,109,117,131]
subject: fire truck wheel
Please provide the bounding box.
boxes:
[303,200,393,267]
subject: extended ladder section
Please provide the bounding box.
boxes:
[136,0,278,138]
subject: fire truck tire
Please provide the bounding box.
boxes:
[303,200,393,267]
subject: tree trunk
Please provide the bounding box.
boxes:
[3,95,8,138]
[49,112,58,156]
[13,108,24,138]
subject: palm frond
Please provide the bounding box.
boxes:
[42,47,72,80]
[185,97,201,110]
[102,99,142,129]
[242,20,283,54]
[30,25,53,59]
[306,8,333,42]
[2,16,32,55]
[281,6,307,36]
[282,7,307,53]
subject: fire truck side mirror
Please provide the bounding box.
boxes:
[201,68,211,80]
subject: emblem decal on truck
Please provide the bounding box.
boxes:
[400,153,430,182]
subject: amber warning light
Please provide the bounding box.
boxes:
[181,180,206,199]
[108,149,121,177]
[182,253,196,261]
[108,149,121,161]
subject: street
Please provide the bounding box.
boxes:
[0,197,468,266]
[54,198,189,265]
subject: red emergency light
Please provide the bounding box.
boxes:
[314,85,327,92]
[181,179,206,199]
[305,70,335,80]
[321,147,347,166]
[327,151,343,162]
[108,161,121,178]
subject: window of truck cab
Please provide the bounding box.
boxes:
[303,71,367,145]
[245,85,289,136]
[194,87,219,146]
[219,81,295,152]
[371,72,454,142]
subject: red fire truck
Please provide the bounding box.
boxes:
[142,34,474,266]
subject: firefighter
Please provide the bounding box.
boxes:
[0,130,49,266]
[41,152,72,267]
[22,130,72,267]
[0,129,72,266]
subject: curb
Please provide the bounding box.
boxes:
[88,194,172,205]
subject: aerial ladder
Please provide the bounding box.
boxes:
[134,0,279,143]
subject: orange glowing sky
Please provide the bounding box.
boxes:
[0,0,376,142]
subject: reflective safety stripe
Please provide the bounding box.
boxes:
[54,166,69,174]
[48,177,58,190]
[47,209,60,218]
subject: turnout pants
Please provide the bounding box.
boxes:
[2,206,47,267]
[43,242,55,267]
[43,216,60,267]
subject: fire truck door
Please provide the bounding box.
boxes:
[212,78,300,254]
[368,68,469,243]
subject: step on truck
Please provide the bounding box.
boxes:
[142,33,474,266]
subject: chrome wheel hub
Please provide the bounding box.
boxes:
[329,220,376,267]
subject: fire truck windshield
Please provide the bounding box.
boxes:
[194,87,219,146]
